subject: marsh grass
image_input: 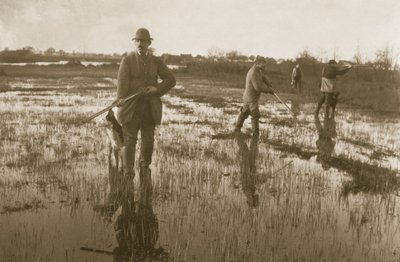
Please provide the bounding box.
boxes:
[0,68,399,261]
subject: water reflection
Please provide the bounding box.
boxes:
[290,98,301,116]
[235,134,260,207]
[315,116,336,170]
[106,163,167,261]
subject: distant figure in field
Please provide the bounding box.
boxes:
[314,60,352,118]
[116,28,176,189]
[234,56,274,137]
[291,64,303,92]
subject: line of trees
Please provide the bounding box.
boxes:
[203,46,399,83]
[1,45,399,75]
[206,46,399,70]
[0,47,121,63]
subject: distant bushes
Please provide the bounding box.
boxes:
[0,49,120,64]
[186,61,251,75]
[0,50,44,63]
[66,60,82,66]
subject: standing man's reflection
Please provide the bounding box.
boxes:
[103,163,166,261]
[236,134,260,207]
[314,115,336,170]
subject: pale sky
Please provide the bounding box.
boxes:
[1,0,399,61]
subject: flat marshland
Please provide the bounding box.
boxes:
[0,63,399,261]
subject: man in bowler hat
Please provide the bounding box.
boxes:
[116,28,176,190]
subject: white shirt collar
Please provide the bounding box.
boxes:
[137,51,149,56]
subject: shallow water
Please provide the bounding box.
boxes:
[0,61,183,70]
[0,77,399,261]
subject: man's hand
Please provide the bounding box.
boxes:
[144,86,158,96]
[344,62,353,69]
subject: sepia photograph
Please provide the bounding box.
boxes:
[0,0,399,261]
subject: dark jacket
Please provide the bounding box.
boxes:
[116,52,176,125]
[292,67,302,81]
[322,64,350,79]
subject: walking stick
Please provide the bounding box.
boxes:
[262,76,296,118]
[271,91,296,118]
[80,91,144,125]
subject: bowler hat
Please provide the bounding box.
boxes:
[132,28,153,41]
[328,59,337,64]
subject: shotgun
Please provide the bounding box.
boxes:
[271,91,296,118]
[350,65,372,68]
[80,91,144,125]
[342,62,371,68]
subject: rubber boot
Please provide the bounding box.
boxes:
[331,93,339,118]
[139,166,153,205]
[325,93,333,119]
[122,145,135,180]
[251,117,260,138]
[234,111,248,132]
[325,102,330,119]
[315,95,325,116]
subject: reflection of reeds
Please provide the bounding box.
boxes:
[337,157,400,196]
[1,73,400,262]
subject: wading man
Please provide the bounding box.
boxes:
[117,28,176,189]
[234,56,274,137]
[314,60,351,118]
[291,63,303,93]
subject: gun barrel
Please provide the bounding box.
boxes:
[80,91,144,125]
[351,65,371,67]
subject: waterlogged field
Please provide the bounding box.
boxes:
[0,69,400,262]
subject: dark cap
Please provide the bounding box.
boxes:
[328,59,337,64]
[132,28,153,41]
[254,55,266,64]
